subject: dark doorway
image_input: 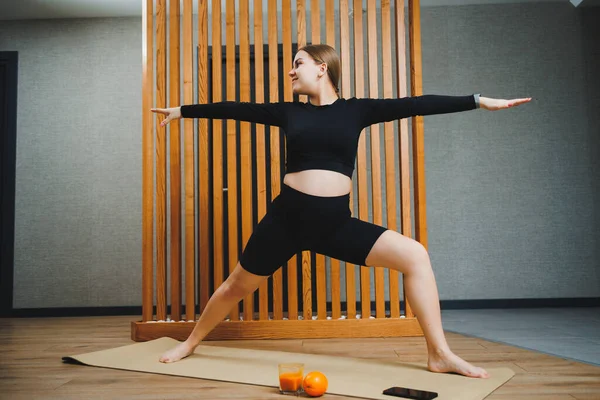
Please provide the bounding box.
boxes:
[0,52,18,317]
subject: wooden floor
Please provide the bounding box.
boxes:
[1,316,598,400]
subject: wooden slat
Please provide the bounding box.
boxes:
[308,0,321,322]
[155,0,167,322]
[311,0,320,44]
[282,1,293,143]
[409,0,426,249]
[195,0,207,319]
[239,0,255,322]
[296,0,310,320]
[381,0,400,319]
[298,0,319,325]
[312,1,328,319]
[310,0,327,323]
[282,0,298,322]
[301,250,312,320]
[211,0,226,319]
[325,0,335,46]
[325,0,341,320]
[225,0,242,321]
[338,0,355,321]
[141,0,153,323]
[268,0,284,321]
[169,0,182,323]
[407,0,424,318]
[297,0,307,105]
[353,0,370,320]
[323,0,336,320]
[288,0,306,320]
[367,0,385,320]
[254,0,269,322]
[394,0,410,318]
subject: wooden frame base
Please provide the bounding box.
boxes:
[131,318,424,341]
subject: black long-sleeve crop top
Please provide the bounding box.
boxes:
[180,95,479,178]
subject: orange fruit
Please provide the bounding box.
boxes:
[302,371,328,397]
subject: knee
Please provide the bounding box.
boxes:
[405,241,431,273]
[219,280,247,300]
[413,241,430,262]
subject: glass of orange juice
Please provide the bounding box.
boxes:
[278,363,304,395]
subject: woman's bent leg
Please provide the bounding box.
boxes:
[313,216,489,379]
[364,229,489,378]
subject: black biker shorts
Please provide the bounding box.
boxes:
[239,182,388,276]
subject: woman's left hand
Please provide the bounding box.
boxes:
[480,96,532,111]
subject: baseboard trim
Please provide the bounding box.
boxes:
[439,297,600,309]
[3,297,599,318]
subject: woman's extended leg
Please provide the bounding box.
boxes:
[364,230,489,378]
[159,263,268,363]
[159,186,302,363]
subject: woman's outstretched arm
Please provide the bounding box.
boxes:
[358,94,531,127]
[151,101,287,128]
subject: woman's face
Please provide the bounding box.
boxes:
[288,50,325,95]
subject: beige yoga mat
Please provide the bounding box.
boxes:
[62,337,514,400]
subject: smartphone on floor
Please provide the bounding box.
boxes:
[382,386,438,400]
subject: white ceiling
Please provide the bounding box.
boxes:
[0,0,598,21]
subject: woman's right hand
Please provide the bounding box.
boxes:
[151,106,182,127]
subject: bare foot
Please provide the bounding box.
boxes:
[427,349,490,378]
[159,341,197,363]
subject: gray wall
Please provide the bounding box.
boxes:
[1,2,598,310]
[1,19,143,308]
[583,8,600,302]
[422,3,599,300]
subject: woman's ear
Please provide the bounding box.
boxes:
[319,62,328,77]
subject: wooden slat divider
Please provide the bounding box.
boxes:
[138,0,428,338]
[168,0,182,323]
[155,0,167,322]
